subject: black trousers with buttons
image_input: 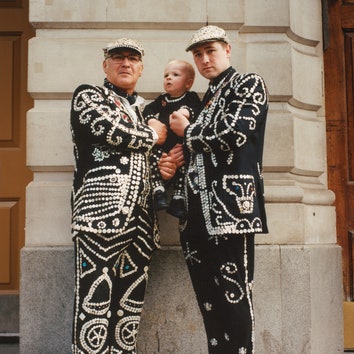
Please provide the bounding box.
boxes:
[72,227,155,354]
[180,204,255,354]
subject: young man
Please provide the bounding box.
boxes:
[70,38,174,353]
[170,26,269,353]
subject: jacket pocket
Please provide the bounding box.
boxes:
[222,174,256,214]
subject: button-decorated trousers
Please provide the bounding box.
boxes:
[72,225,156,354]
[180,204,255,354]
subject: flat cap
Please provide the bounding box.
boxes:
[186,25,230,52]
[103,38,145,58]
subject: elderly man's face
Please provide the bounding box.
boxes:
[191,41,231,81]
[103,49,143,94]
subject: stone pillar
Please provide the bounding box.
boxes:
[21,0,343,353]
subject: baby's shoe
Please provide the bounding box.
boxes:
[166,198,186,219]
[154,190,168,210]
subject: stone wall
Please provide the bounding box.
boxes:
[20,245,343,353]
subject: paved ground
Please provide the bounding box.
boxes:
[1,344,354,353]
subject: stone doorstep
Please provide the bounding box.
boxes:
[0,333,19,344]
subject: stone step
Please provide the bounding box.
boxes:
[0,334,19,354]
[0,343,19,354]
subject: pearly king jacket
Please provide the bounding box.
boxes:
[70,83,158,243]
[184,67,269,236]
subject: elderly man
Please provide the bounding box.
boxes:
[170,26,269,353]
[70,38,173,353]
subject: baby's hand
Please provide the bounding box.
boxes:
[177,108,190,120]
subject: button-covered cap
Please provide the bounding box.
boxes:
[103,38,144,58]
[186,25,230,52]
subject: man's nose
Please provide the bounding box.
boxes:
[202,53,209,63]
[121,57,131,65]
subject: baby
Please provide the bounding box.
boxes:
[144,59,201,218]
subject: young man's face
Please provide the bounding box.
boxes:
[103,49,143,95]
[192,41,231,81]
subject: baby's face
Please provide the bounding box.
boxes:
[163,62,192,98]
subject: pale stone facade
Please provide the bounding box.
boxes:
[21,0,344,353]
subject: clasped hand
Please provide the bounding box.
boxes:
[169,109,190,137]
[158,144,184,180]
[148,119,167,145]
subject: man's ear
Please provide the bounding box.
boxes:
[103,59,108,73]
[139,63,144,77]
[225,44,231,58]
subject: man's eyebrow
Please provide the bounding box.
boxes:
[193,44,216,53]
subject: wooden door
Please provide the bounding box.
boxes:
[0,0,33,295]
[322,0,354,348]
